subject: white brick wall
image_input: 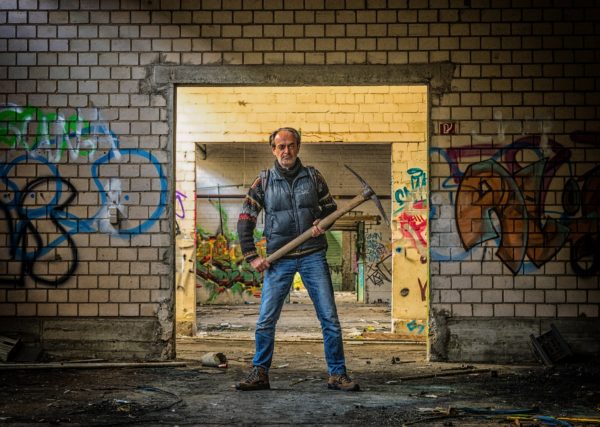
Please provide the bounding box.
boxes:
[0,2,597,348]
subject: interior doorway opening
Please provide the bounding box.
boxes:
[175,85,429,344]
[193,142,392,339]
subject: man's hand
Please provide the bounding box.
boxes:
[311,219,325,237]
[250,256,270,272]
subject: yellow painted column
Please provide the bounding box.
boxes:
[174,124,198,336]
[175,231,196,336]
[391,140,429,341]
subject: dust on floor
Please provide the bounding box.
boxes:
[1,338,599,426]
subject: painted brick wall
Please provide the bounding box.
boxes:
[0,1,598,361]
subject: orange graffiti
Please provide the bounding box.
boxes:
[456,159,571,274]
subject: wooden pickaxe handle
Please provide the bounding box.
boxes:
[265,192,368,264]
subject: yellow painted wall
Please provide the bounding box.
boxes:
[175,234,196,335]
[178,86,426,144]
[176,85,428,336]
[391,139,429,339]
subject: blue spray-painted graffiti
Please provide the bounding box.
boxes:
[0,105,167,285]
[366,232,387,263]
[394,167,427,214]
[406,319,425,334]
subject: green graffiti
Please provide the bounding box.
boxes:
[0,106,94,161]
[196,232,265,303]
[209,200,238,242]
[196,224,211,240]
[196,200,267,303]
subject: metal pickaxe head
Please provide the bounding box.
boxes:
[344,164,390,226]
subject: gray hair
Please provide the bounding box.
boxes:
[268,127,301,147]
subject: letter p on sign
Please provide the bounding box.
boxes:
[439,122,456,135]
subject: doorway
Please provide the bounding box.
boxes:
[193,142,392,338]
[175,85,428,343]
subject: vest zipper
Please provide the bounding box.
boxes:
[288,176,300,238]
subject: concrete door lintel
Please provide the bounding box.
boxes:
[146,63,455,94]
[164,63,452,342]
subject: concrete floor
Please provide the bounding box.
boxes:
[1,293,598,426]
[196,290,396,341]
[1,338,599,426]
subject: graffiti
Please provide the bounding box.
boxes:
[358,224,388,290]
[0,106,168,285]
[366,265,385,287]
[0,105,119,162]
[196,233,265,303]
[393,167,428,262]
[406,319,425,334]
[394,167,427,214]
[0,176,78,286]
[398,212,428,262]
[568,165,600,276]
[442,132,600,276]
[175,190,187,219]
[366,253,391,287]
[196,200,265,302]
[366,232,388,262]
[457,158,570,274]
[443,136,570,197]
[570,130,600,146]
[91,149,166,235]
[418,278,427,302]
[431,125,572,199]
[197,200,237,243]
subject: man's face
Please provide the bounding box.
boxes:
[271,130,299,168]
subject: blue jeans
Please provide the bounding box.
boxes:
[253,249,347,375]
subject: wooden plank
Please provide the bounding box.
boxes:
[0,361,187,370]
[0,336,18,345]
[0,335,21,362]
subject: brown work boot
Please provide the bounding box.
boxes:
[235,366,270,391]
[328,373,360,391]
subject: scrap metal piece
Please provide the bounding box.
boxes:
[530,324,573,367]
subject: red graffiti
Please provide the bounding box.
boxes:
[398,212,427,250]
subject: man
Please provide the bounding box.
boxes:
[235,127,359,392]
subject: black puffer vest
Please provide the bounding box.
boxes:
[263,165,327,256]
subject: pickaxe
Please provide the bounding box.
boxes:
[266,165,390,263]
